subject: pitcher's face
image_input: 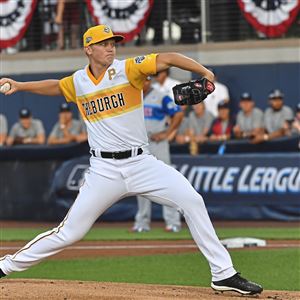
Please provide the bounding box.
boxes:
[86,38,116,66]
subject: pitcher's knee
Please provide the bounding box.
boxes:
[180,194,206,214]
[193,195,206,210]
[57,225,87,246]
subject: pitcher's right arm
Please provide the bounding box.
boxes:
[0,78,62,96]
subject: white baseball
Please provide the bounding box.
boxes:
[0,82,11,93]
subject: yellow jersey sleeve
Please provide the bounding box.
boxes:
[125,53,158,90]
[59,75,76,103]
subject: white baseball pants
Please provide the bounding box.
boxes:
[134,140,181,229]
[0,154,236,281]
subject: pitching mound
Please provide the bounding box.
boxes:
[0,279,299,300]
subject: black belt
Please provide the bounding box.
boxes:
[91,148,143,159]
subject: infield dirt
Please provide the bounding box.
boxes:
[1,279,299,300]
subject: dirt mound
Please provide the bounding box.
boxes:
[1,279,299,300]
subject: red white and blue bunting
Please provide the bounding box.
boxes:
[86,0,153,42]
[238,0,300,37]
[0,0,38,49]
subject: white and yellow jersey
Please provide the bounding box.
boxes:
[59,54,157,151]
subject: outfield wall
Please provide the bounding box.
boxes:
[0,144,299,221]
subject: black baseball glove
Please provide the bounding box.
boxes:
[172,78,215,106]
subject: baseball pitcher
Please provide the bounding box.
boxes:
[0,24,262,295]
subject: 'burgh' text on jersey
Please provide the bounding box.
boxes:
[82,92,125,116]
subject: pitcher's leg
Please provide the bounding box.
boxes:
[133,196,151,231]
[0,170,126,275]
[180,194,236,281]
[148,189,235,281]
[129,157,236,281]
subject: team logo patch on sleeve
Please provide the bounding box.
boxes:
[134,56,146,64]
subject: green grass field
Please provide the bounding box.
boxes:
[7,249,300,291]
[1,225,300,291]
[1,226,300,241]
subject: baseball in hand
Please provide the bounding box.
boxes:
[0,82,11,93]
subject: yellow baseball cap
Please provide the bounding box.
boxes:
[83,25,124,47]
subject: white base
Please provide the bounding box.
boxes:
[220,237,267,249]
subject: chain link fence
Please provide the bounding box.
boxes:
[2,0,299,53]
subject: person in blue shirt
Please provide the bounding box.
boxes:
[132,76,184,232]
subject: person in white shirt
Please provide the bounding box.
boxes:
[203,68,230,117]
[153,69,181,99]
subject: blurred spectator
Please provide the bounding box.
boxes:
[55,0,80,49]
[0,114,8,146]
[291,103,300,135]
[145,0,166,45]
[6,108,45,146]
[252,89,294,143]
[233,92,264,139]
[187,102,214,144]
[174,105,191,144]
[210,1,245,42]
[153,69,181,99]
[22,3,42,51]
[132,77,183,233]
[47,103,87,145]
[42,0,59,50]
[208,101,234,141]
[203,68,230,117]
[173,0,201,44]
[153,69,182,142]
[78,114,88,142]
